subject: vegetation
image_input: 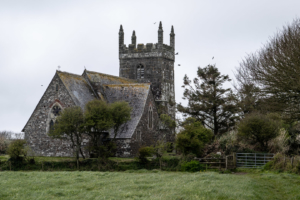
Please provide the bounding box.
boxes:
[6,140,26,160]
[48,100,131,159]
[176,118,213,157]
[0,171,300,200]
[264,153,300,173]
[178,64,238,136]
[237,113,281,151]
[49,106,85,168]
[83,100,131,158]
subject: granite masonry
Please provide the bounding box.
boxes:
[23,22,175,157]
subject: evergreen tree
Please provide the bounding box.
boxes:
[177,64,238,136]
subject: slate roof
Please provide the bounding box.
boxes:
[84,70,136,85]
[103,83,151,138]
[23,69,150,139]
[57,71,97,109]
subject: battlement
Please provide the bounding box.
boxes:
[119,43,175,60]
[119,22,175,60]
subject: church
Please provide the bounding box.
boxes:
[22,22,176,157]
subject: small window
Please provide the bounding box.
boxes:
[56,84,58,91]
[148,106,153,129]
[137,64,144,79]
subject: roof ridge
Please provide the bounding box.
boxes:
[103,83,151,86]
[57,70,82,77]
[84,70,135,81]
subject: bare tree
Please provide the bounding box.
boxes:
[235,18,300,122]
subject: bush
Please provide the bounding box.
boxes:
[181,160,205,172]
[137,146,154,164]
[7,139,27,159]
[176,118,213,157]
[0,136,10,154]
[237,113,281,152]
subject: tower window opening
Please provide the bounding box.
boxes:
[148,106,153,129]
[56,84,58,91]
[137,64,144,79]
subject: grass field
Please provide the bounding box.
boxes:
[0,170,299,200]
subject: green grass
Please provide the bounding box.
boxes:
[0,171,299,200]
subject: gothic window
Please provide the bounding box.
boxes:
[148,106,153,129]
[49,120,54,131]
[56,84,58,91]
[137,64,144,79]
[47,103,62,133]
[52,106,61,116]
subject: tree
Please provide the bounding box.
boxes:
[160,114,176,130]
[7,139,27,160]
[110,101,131,140]
[49,106,85,168]
[84,100,131,158]
[237,113,281,151]
[178,64,238,136]
[176,118,213,157]
[235,18,300,122]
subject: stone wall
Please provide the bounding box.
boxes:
[23,72,76,157]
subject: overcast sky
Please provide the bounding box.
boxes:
[1,0,299,132]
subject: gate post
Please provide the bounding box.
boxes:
[233,153,236,168]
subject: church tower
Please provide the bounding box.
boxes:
[118,22,176,119]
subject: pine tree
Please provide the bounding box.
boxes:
[177,64,238,136]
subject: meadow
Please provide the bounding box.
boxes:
[0,170,299,200]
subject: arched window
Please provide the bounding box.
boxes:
[49,120,54,131]
[137,64,144,79]
[148,106,153,129]
[47,103,62,133]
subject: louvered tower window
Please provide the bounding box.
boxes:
[137,64,144,79]
[148,106,153,129]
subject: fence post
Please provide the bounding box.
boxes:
[233,153,236,168]
[255,153,257,168]
[226,156,228,170]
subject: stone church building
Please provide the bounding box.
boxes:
[22,22,176,157]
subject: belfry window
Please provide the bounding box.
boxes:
[137,64,144,79]
[148,106,153,129]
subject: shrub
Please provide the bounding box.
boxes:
[237,113,281,152]
[176,118,213,157]
[137,146,154,164]
[0,136,10,154]
[181,160,205,172]
[7,139,27,159]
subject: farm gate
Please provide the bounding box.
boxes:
[236,153,274,168]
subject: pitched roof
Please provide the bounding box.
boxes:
[84,70,136,85]
[57,71,97,109]
[103,83,151,138]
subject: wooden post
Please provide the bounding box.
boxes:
[284,155,286,167]
[233,153,236,168]
[219,158,221,170]
[291,156,294,168]
[226,156,228,170]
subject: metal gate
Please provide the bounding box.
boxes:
[236,153,274,168]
